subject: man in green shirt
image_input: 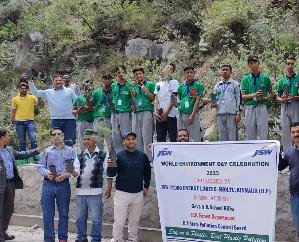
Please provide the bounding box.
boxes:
[177,66,204,142]
[241,54,273,140]
[92,74,114,156]
[111,66,133,154]
[276,54,299,150]
[131,66,155,160]
[72,80,94,151]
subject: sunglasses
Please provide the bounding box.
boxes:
[51,132,62,136]
[286,62,295,66]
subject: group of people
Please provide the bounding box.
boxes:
[0,52,298,241]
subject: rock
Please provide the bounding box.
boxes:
[13,32,50,73]
[125,38,176,60]
[125,38,162,59]
[161,41,176,60]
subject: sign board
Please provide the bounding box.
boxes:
[153,141,280,242]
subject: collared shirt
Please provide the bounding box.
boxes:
[74,147,107,195]
[0,148,14,179]
[12,94,38,121]
[111,81,133,113]
[29,81,76,119]
[73,95,94,121]
[154,79,179,117]
[241,73,272,106]
[213,78,241,115]
[92,88,114,118]
[276,73,299,97]
[131,80,156,112]
[177,80,204,114]
[37,145,76,177]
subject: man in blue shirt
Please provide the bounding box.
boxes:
[29,74,77,146]
[0,128,39,241]
[107,132,151,242]
[279,122,299,242]
[38,128,76,242]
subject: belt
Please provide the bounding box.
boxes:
[44,177,69,183]
[6,178,14,183]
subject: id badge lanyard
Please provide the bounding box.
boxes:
[117,83,124,106]
[218,82,229,104]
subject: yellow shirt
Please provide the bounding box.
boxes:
[12,94,38,121]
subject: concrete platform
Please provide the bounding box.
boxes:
[11,214,162,242]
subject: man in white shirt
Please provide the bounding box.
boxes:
[154,63,179,142]
[73,129,112,242]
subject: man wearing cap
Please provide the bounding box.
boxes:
[73,129,112,242]
[111,66,133,154]
[131,67,155,160]
[177,66,204,141]
[10,82,38,152]
[72,80,94,151]
[276,54,299,151]
[29,74,77,146]
[212,64,241,141]
[92,74,115,156]
[241,55,273,140]
[37,128,77,242]
[107,132,151,242]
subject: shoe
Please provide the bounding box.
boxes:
[4,231,15,240]
[75,239,88,242]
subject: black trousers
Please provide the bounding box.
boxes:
[0,181,15,233]
[156,117,177,142]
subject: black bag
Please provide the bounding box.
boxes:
[14,176,24,189]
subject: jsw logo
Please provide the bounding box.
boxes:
[252,146,273,157]
[157,148,173,157]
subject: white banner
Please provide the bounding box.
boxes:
[153,141,280,242]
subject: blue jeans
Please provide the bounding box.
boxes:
[41,180,71,242]
[15,120,37,151]
[76,195,103,242]
[290,194,299,238]
[50,119,76,146]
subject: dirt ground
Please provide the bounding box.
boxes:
[7,225,112,242]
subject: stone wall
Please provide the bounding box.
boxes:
[15,166,160,228]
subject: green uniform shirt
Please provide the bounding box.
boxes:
[92,88,113,118]
[276,73,299,96]
[111,81,133,113]
[178,80,204,114]
[241,73,272,106]
[131,80,155,112]
[73,95,94,121]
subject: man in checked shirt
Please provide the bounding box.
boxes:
[37,127,76,242]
